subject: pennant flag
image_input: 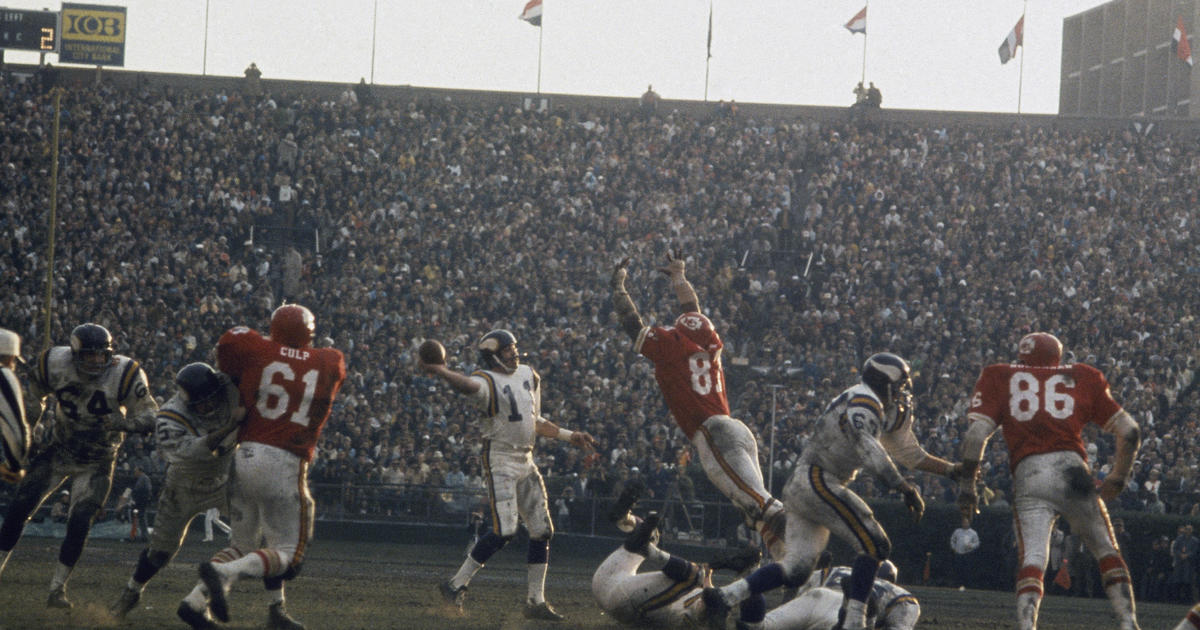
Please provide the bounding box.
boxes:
[519,0,542,26]
[707,3,714,59]
[1175,16,1194,67]
[845,6,867,35]
[998,15,1024,64]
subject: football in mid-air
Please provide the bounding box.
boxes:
[418,339,446,365]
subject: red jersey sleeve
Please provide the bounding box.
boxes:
[216,327,266,384]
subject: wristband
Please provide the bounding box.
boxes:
[557,428,575,442]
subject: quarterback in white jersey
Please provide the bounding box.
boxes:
[421,329,597,622]
[706,353,959,630]
[0,323,158,608]
[109,362,243,620]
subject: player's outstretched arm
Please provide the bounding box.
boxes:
[419,361,481,396]
[956,417,996,522]
[657,249,700,314]
[611,257,645,340]
[1100,409,1140,501]
[535,417,598,451]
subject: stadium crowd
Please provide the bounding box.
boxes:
[1,71,1198,554]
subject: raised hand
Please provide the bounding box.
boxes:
[611,257,631,291]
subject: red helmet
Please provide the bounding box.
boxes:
[673,312,721,353]
[270,304,315,348]
[1018,332,1062,367]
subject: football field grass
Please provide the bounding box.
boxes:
[0,533,1190,629]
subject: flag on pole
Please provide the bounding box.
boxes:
[707,2,714,59]
[519,0,542,26]
[1174,16,1194,67]
[845,6,867,34]
[998,15,1024,64]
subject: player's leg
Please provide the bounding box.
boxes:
[705,467,831,624]
[1061,481,1139,630]
[1011,454,1061,630]
[1174,602,1200,630]
[204,447,309,626]
[111,483,220,619]
[188,446,266,623]
[48,459,115,607]
[801,465,891,630]
[517,462,563,620]
[694,416,785,558]
[0,449,63,579]
[444,445,517,605]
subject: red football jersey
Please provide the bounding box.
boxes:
[969,362,1122,470]
[217,326,346,461]
[636,316,729,439]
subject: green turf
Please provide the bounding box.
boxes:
[0,534,1190,629]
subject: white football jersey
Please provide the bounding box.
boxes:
[155,381,240,490]
[806,565,918,627]
[29,346,158,462]
[467,364,540,451]
[800,383,907,489]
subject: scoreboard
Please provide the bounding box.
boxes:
[1,9,59,52]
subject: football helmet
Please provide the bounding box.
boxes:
[1017,332,1062,367]
[269,304,315,348]
[673,312,721,353]
[478,329,518,374]
[70,323,114,378]
[877,560,898,583]
[861,352,913,431]
[175,363,224,421]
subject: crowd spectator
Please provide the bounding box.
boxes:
[0,72,1197,561]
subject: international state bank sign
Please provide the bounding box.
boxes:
[59,3,125,66]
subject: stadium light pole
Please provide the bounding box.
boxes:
[370,0,378,84]
[202,0,210,76]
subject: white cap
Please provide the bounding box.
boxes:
[0,328,21,362]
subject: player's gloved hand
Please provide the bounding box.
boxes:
[0,463,24,485]
[1099,474,1127,502]
[657,248,685,278]
[610,257,631,291]
[898,481,924,522]
[570,431,599,451]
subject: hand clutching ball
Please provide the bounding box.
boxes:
[418,339,446,365]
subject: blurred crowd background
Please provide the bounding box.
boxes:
[1,69,1198,595]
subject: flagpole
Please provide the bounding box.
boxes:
[537,17,544,94]
[1018,0,1028,113]
[705,0,713,101]
[861,0,869,84]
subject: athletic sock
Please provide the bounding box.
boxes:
[527,563,548,604]
[451,556,483,589]
[50,562,71,590]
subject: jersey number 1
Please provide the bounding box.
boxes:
[256,361,319,427]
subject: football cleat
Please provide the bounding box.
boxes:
[109,586,141,619]
[701,587,731,630]
[438,580,467,612]
[623,511,661,555]
[177,602,219,630]
[523,600,565,622]
[267,602,306,630]
[608,479,646,530]
[708,546,762,574]
[47,584,72,609]
[198,562,230,622]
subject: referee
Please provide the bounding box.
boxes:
[0,328,30,485]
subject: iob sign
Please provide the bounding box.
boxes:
[60,3,125,66]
